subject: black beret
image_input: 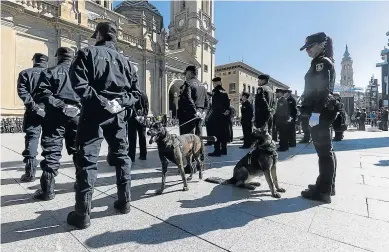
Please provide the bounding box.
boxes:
[32,53,48,62]
[184,65,197,75]
[55,47,74,58]
[300,32,327,51]
[91,22,117,39]
[241,92,250,98]
[258,74,270,80]
[212,77,221,82]
[275,88,284,93]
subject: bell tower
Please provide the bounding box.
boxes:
[168,0,218,88]
[340,44,354,87]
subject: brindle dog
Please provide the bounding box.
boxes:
[205,129,286,198]
[147,121,215,195]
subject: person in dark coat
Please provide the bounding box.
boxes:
[359,109,366,131]
[228,101,235,143]
[285,90,297,147]
[204,92,213,146]
[128,90,149,162]
[177,65,199,135]
[254,74,275,134]
[332,101,347,141]
[240,92,253,148]
[275,89,290,151]
[17,53,48,182]
[194,82,209,137]
[272,88,283,142]
[382,107,388,131]
[33,47,81,201]
[208,77,230,156]
[67,22,140,229]
[355,109,361,129]
[299,32,339,203]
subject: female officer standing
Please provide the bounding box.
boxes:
[299,32,338,203]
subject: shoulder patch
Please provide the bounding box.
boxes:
[316,63,324,72]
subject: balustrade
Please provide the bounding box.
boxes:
[14,0,58,17]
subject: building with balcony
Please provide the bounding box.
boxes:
[214,62,290,117]
[1,0,217,117]
[376,31,389,108]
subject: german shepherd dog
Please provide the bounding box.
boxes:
[205,129,286,198]
[147,120,216,195]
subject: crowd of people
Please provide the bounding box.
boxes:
[17,21,379,229]
[351,107,388,131]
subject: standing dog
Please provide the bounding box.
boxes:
[205,129,286,198]
[147,120,215,195]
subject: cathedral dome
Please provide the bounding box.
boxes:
[115,0,161,17]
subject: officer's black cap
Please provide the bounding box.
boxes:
[55,47,74,58]
[91,22,117,39]
[184,65,197,75]
[258,74,270,80]
[32,53,48,63]
[212,77,221,82]
[300,32,327,51]
[242,92,250,98]
[275,88,284,93]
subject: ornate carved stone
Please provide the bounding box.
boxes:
[59,29,72,39]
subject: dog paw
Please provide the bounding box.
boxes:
[277,188,286,193]
[272,192,282,198]
[183,186,189,191]
[187,176,193,181]
[155,189,163,195]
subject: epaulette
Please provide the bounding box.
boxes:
[220,90,226,93]
[319,56,333,65]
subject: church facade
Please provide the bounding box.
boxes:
[0,0,217,118]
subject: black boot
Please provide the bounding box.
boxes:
[307,184,336,196]
[301,189,331,203]
[20,158,37,182]
[68,199,91,229]
[33,172,55,201]
[115,191,131,214]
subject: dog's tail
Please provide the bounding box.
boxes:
[204,177,234,185]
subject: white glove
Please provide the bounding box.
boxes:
[63,105,80,117]
[200,112,206,120]
[105,99,123,114]
[196,111,201,117]
[309,113,320,127]
[287,117,292,122]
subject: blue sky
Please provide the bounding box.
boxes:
[114,1,388,95]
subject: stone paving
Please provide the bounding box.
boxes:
[1,127,389,252]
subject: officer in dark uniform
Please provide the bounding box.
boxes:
[228,101,235,143]
[300,32,338,203]
[204,92,213,146]
[285,89,297,147]
[382,107,389,131]
[33,47,80,201]
[17,53,48,182]
[178,65,199,135]
[240,92,253,148]
[359,109,367,131]
[333,101,347,141]
[255,74,275,134]
[194,81,209,137]
[275,89,290,151]
[272,88,283,142]
[67,22,140,229]
[355,109,361,129]
[208,77,230,156]
[128,90,149,162]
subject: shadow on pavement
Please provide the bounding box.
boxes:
[83,197,319,249]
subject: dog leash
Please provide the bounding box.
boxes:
[166,116,201,132]
[283,140,311,161]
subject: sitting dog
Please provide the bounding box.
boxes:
[205,129,286,198]
[147,120,216,195]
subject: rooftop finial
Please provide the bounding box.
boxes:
[343,44,350,58]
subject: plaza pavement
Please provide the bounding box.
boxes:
[1,127,389,252]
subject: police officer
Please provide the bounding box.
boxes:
[17,53,48,182]
[355,109,361,129]
[300,32,338,203]
[240,92,253,149]
[67,22,140,229]
[382,107,389,131]
[228,101,235,143]
[208,77,230,156]
[333,100,347,141]
[178,65,199,135]
[275,89,290,151]
[272,88,284,141]
[285,89,297,147]
[194,81,209,137]
[33,47,81,201]
[254,74,275,134]
[204,92,213,146]
[128,90,149,162]
[359,109,367,131]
